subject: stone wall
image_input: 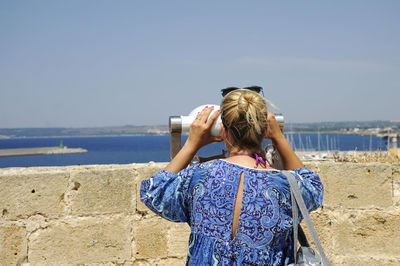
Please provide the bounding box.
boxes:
[0,161,399,265]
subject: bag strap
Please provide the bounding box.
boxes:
[291,186,299,262]
[291,192,310,256]
[283,170,331,266]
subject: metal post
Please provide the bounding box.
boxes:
[169,116,182,159]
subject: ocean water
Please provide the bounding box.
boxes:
[0,133,386,168]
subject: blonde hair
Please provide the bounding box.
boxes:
[221,89,268,150]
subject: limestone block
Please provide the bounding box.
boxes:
[155,258,185,266]
[135,217,169,259]
[393,164,400,206]
[133,258,185,266]
[334,210,400,257]
[70,169,134,215]
[28,217,131,264]
[333,256,400,266]
[83,261,132,266]
[315,162,392,208]
[25,214,49,242]
[132,260,151,266]
[135,163,167,213]
[304,161,322,173]
[0,225,27,265]
[300,209,335,260]
[0,172,69,219]
[135,163,168,185]
[167,223,190,257]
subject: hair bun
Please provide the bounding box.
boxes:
[221,89,268,150]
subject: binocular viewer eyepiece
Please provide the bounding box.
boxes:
[169,105,223,137]
[169,104,284,159]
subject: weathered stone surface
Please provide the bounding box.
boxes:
[133,258,185,266]
[310,162,393,208]
[81,261,132,266]
[25,214,49,234]
[155,258,185,266]
[393,164,400,206]
[135,217,168,259]
[334,210,400,257]
[0,225,27,265]
[28,217,131,264]
[167,223,190,257]
[333,256,400,266]
[0,162,399,265]
[135,163,167,213]
[0,172,69,219]
[301,209,335,259]
[70,169,135,215]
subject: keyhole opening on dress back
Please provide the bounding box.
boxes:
[231,172,244,240]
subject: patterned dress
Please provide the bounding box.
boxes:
[140,159,323,265]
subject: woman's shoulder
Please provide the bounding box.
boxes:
[214,159,283,174]
[188,159,219,170]
[193,160,318,180]
[190,159,244,175]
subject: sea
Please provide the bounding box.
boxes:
[0,133,387,168]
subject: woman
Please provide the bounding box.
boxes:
[140,88,323,265]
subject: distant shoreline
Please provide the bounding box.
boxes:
[0,133,169,139]
[0,146,88,157]
[0,120,399,139]
[0,131,388,140]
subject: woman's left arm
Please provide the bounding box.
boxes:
[264,112,304,170]
[293,168,324,212]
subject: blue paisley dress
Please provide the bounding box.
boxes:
[140,159,323,265]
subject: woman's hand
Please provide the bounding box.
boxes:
[164,106,222,173]
[264,112,284,141]
[186,106,223,151]
[263,112,304,170]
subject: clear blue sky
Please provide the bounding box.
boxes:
[1,1,399,127]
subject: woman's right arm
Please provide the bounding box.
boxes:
[264,112,304,170]
[140,168,193,222]
[164,106,222,173]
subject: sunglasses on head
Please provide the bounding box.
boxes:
[221,86,264,97]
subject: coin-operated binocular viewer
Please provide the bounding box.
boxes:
[168,104,284,160]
